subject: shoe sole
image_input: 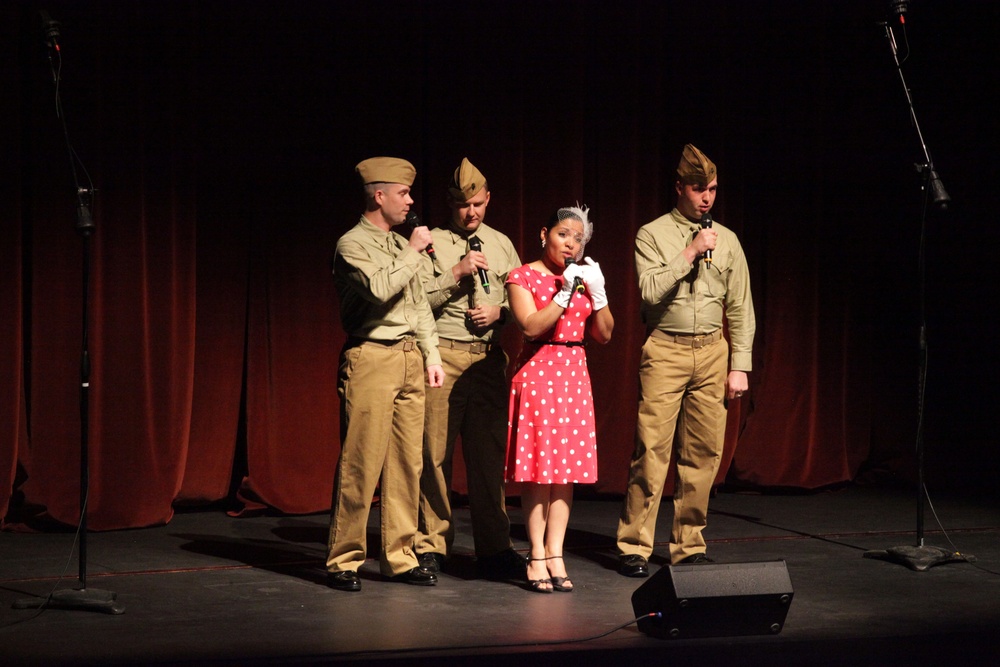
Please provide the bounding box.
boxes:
[618,568,649,578]
[328,579,361,591]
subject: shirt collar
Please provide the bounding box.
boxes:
[669,208,701,233]
[359,215,401,251]
[442,222,491,244]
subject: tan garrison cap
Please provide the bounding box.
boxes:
[356,157,416,186]
[676,144,717,186]
[447,157,487,201]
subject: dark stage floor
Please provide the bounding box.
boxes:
[2,483,1000,666]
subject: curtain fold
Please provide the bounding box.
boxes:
[0,159,26,528]
[8,1,991,531]
[242,211,341,514]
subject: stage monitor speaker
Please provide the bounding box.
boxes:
[631,560,793,639]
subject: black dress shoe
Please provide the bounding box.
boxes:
[618,554,649,578]
[417,552,444,574]
[676,553,715,565]
[326,571,361,591]
[390,566,438,586]
[476,548,527,580]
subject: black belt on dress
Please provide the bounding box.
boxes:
[525,340,586,347]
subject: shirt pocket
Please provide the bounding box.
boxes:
[702,248,731,297]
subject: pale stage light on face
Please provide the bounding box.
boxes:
[451,188,490,231]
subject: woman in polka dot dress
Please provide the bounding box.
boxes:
[505,205,614,593]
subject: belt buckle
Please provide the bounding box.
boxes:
[469,341,486,354]
[402,340,416,352]
[693,331,718,349]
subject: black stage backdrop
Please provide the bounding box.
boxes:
[2,0,998,529]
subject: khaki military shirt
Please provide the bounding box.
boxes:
[333,216,442,367]
[635,208,755,371]
[419,222,521,343]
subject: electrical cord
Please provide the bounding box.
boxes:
[1,490,90,626]
[319,612,662,661]
[917,343,991,574]
[923,484,1000,576]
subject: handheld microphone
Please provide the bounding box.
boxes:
[564,257,585,294]
[405,211,436,261]
[467,236,490,294]
[700,213,713,267]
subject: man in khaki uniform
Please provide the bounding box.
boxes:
[617,144,755,576]
[326,157,445,592]
[415,157,525,579]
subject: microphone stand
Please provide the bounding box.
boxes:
[13,14,124,614]
[862,14,968,572]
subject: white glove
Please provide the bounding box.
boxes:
[582,257,608,310]
[553,262,586,308]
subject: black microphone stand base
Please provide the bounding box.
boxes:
[862,545,973,572]
[13,587,125,615]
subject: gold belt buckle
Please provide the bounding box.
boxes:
[469,341,486,354]
[692,331,718,349]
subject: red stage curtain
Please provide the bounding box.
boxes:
[1,90,28,524]
[7,1,979,531]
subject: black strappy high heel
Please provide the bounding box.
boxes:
[539,555,573,592]
[526,557,554,593]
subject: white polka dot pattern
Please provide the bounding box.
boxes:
[504,265,598,484]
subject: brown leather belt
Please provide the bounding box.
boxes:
[349,337,417,351]
[650,329,722,349]
[439,337,493,354]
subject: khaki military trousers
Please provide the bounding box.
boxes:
[617,332,729,564]
[417,345,512,557]
[327,342,425,576]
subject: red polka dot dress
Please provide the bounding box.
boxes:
[505,265,598,485]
